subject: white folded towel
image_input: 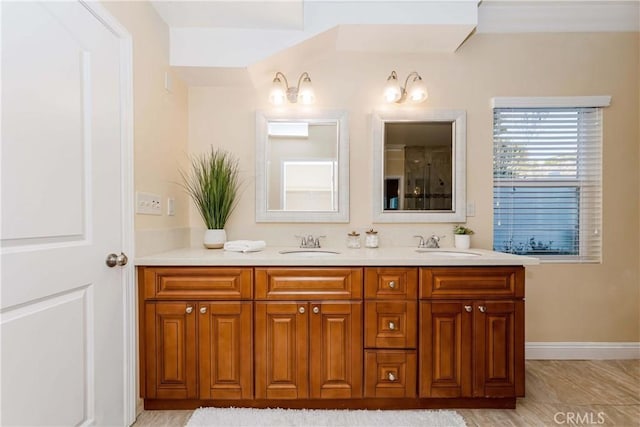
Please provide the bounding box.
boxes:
[224,240,267,253]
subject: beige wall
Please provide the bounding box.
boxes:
[102,1,190,254]
[189,32,639,343]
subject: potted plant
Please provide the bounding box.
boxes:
[181,147,240,249]
[453,225,474,249]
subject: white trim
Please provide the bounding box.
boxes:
[478,1,640,33]
[526,342,640,360]
[81,2,136,426]
[492,96,611,109]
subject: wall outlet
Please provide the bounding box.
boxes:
[136,191,162,215]
[167,197,175,216]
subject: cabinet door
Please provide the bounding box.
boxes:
[419,301,472,398]
[198,302,252,399]
[144,302,197,399]
[474,300,523,398]
[309,302,362,398]
[255,302,309,399]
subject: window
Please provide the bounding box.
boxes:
[492,97,609,262]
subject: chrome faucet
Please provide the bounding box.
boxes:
[414,234,441,249]
[296,234,325,248]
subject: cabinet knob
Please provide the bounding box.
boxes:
[200,306,207,314]
[388,321,396,330]
[479,305,487,313]
[464,305,472,312]
[299,306,306,314]
[312,306,320,314]
[387,372,396,381]
[388,281,396,289]
[185,306,193,314]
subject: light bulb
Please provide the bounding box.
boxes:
[297,76,315,105]
[269,77,286,106]
[407,77,428,103]
[383,73,402,103]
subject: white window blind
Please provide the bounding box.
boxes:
[493,107,602,262]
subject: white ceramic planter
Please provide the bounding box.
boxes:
[454,234,471,250]
[204,229,226,249]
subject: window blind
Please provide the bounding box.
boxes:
[493,107,602,262]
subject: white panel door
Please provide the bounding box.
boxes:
[1,2,131,425]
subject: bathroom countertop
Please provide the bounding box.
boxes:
[135,246,539,267]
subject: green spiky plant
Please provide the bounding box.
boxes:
[180,148,240,230]
[453,225,474,235]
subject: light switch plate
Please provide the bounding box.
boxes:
[136,191,162,215]
[167,197,175,216]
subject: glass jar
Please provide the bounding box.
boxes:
[347,231,361,249]
[365,228,379,248]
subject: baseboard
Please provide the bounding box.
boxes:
[526,342,640,360]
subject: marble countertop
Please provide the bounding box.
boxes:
[135,246,539,267]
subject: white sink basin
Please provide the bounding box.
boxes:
[279,249,341,257]
[415,249,481,257]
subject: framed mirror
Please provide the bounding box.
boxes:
[372,110,466,222]
[256,110,349,222]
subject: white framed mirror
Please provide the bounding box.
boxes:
[372,109,466,223]
[256,110,349,222]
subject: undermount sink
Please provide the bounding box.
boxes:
[279,249,341,257]
[415,249,481,257]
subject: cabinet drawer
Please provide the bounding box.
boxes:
[255,268,362,300]
[139,267,252,300]
[364,268,417,299]
[420,267,524,299]
[364,350,416,398]
[365,301,417,348]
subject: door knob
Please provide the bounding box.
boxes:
[106,252,128,268]
[200,306,207,314]
[186,306,193,314]
[298,306,306,314]
[387,372,396,381]
[479,305,487,313]
[464,305,472,312]
[388,321,396,330]
[312,306,320,314]
[388,281,396,289]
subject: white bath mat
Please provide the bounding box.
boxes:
[185,407,467,427]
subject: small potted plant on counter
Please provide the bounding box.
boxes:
[181,147,240,249]
[453,225,474,249]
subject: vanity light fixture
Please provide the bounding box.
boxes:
[383,70,428,104]
[269,71,315,106]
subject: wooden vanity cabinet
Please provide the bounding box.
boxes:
[139,267,253,401]
[254,268,363,399]
[419,267,525,399]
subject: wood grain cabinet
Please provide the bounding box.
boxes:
[139,267,253,402]
[254,268,363,399]
[419,267,525,399]
[363,268,417,398]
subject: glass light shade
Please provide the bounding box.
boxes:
[407,78,428,103]
[297,77,315,105]
[269,79,286,105]
[383,77,402,103]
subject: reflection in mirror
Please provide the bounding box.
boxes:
[373,110,466,223]
[256,111,349,222]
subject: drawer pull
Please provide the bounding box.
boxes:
[388,281,396,289]
[200,306,207,314]
[387,372,396,382]
[185,306,193,314]
[312,306,320,314]
[479,305,487,313]
[388,321,396,330]
[464,305,472,312]
[299,306,306,314]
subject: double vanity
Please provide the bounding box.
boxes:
[136,247,537,410]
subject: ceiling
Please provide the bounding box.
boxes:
[150,0,639,84]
